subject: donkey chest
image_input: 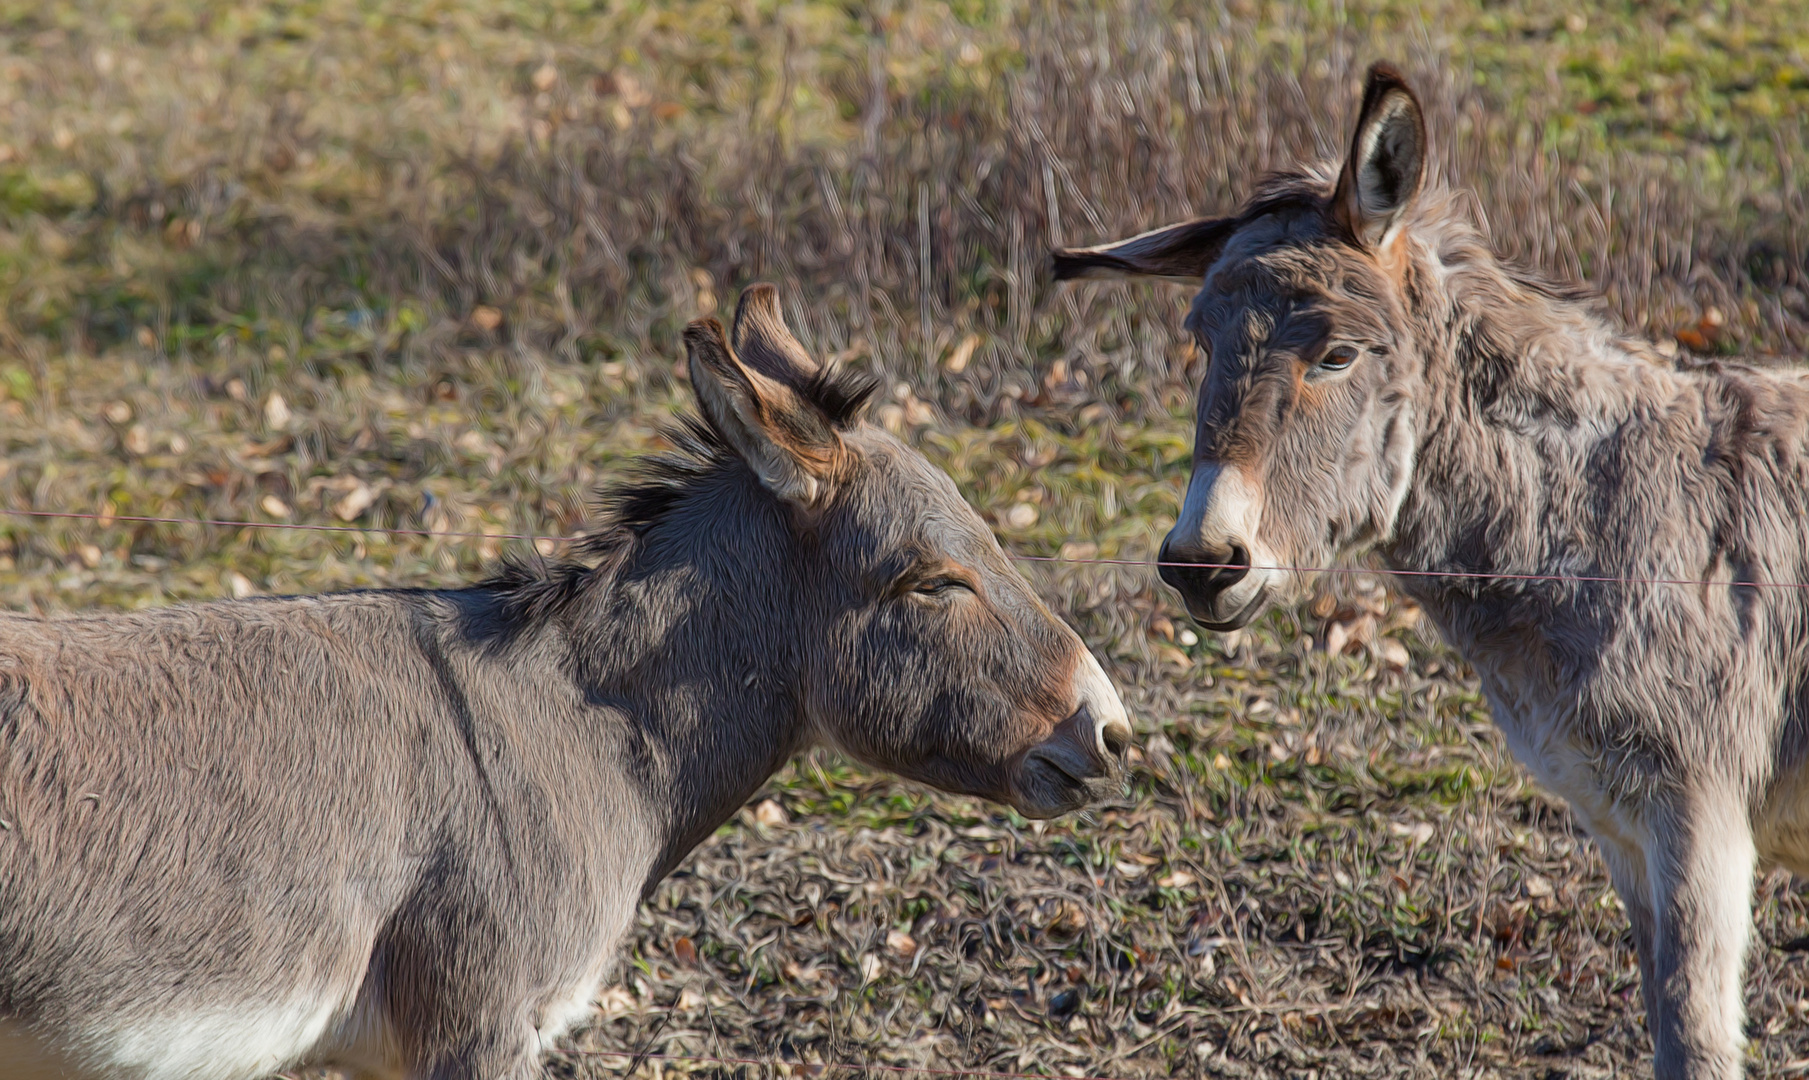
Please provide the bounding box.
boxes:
[1466,657,1664,841]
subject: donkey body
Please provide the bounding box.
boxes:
[1058,65,1806,1079]
[0,287,1130,1080]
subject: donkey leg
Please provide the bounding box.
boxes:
[1596,835,1660,1023]
[416,1029,542,1080]
[1646,799,1756,1080]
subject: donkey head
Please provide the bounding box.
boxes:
[683,286,1131,817]
[1054,64,1430,629]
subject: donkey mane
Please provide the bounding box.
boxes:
[476,363,878,637]
[1245,164,1599,311]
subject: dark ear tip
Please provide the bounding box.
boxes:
[1362,62,1422,115]
[1365,61,1410,88]
[682,318,728,348]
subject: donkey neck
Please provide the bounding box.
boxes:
[1380,239,1688,615]
[506,471,816,890]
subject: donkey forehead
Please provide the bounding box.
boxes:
[836,428,1002,563]
[1188,221,1400,347]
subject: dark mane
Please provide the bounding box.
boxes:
[598,360,875,537]
[800,365,879,426]
[1241,167,1335,222]
[472,361,876,640]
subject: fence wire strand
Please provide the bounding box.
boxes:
[1,505,1802,591]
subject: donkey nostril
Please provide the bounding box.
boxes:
[1215,544,1251,586]
[1158,539,1250,599]
[1100,720,1131,759]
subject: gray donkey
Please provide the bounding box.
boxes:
[0,285,1131,1080]
[1056,64,1809,1080]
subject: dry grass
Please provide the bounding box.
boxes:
[2,1,1809,1077]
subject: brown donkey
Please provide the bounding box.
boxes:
[0,285,1130,1080]
[1057,64,1809,1080]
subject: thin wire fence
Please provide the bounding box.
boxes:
[1,505,1801,592]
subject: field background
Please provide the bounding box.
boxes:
[2,1,1808,1076]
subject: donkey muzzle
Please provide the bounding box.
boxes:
[1010,706,1130,819]
[1160,462,1280,630]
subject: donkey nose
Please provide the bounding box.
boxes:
[1074,648,1131,763]
[1157,537,1250,600]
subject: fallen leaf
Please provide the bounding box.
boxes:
[531,63,558,91]
[1389,820,1435,845]
[264,393,291,429]
[672,936,697,965]
[753,799,787,828]
[615,71,650,108]
[1005,502,1037,529]
[260,495,291,518]
[885,929,918,957]
[470,306,503,331]
[594,986,636,1015]
[1158,870,1196,889]
[333,481,376,521]
[944,332,980,373]
[228,572,257,598]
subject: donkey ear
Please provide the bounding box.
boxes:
[1332,63,1427,249]
[1051,217,1236,282]
[684,318,840,507]
[731,283,820,387]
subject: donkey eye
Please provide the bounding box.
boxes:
[913,578,971,597]
[1318,345,1360,372]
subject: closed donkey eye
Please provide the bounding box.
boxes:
[913,577,972,597]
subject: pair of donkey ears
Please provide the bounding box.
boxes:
[1051,63,1427,283]
[684,285,849,508]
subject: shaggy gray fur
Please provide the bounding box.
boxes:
[0,286,1129,1080]
[1056,63,1808,1080]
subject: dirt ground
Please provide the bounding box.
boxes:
[3,1,1809,1076]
